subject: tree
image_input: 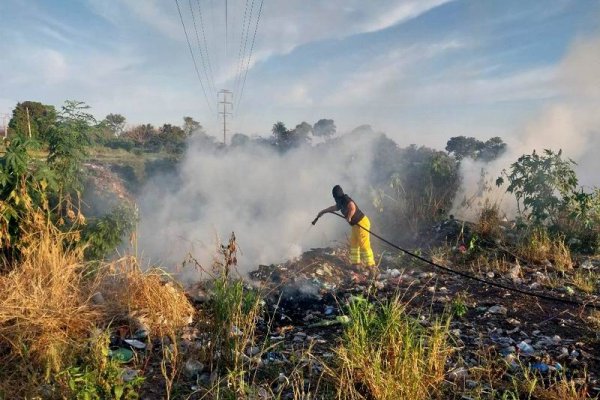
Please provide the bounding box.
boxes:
[155,123,187,153]
[122,124,157,145]
[313,119,336,138]
[230,133,250,147]
[8,101,57,140]
[271,121,309,150]
[103,113,126,136]
[183,116,203,136]
[47,100,95,194]
[272,121,289,148]
[294,121,313,137]
[446,135,506,162]
[445,136,483,160]
[478,137,507,162]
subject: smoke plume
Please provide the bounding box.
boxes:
[137,130,379,279]
[453,35,600,219]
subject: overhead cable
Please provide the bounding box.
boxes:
[236,0,264,112]
[189,0,217,98]
[196,0,217,97]
[233,0,253,101]
[175,0,214,113]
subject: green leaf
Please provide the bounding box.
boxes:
[114,385,124,400]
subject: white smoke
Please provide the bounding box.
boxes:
[453,35,600,220]
[137,130,380,279]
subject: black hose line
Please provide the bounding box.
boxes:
[324,212,600,310]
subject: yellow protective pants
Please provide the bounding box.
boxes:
[349,216,375,267]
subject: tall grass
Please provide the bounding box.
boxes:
[517,227,572,271]
[330,295,452,400]
[509,365,592,400]
[0,214,101,381]
[0,212,194,398]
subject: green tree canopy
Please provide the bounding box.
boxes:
[271,121,310,150]
[446,135,506,162]
[47,100,95,193]
[8,101,57,140]
[103,113,126,136]
[183,116,203,136]
[313,119,336,138]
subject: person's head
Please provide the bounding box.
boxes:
[332,185,344,201]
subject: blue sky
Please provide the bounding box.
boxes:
[0,0,598,148]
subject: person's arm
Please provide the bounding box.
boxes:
[312,205,339,224]
[346,201,356,224]
[317,205,338,218]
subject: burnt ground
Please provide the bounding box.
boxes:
[135,245,600,399]
[249,246,600,397]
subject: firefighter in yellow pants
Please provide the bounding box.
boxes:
[349,215,375,267]
[315,185,376,269]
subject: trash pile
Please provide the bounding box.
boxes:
[244,246,600,396]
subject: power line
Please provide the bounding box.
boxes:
[208,0,218,75]
[236,0,264,112]
[225,0,228,63]
[196,0,217,97]
[189,0,217,98]
[233,0,253,100]
[175,0,214,113]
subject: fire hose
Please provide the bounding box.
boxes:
[312,212,600,310]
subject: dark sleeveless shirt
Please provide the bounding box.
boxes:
[335,194,365,225]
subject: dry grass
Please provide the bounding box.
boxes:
[587,310,600,330]
[475,199,503,240]
[0,215,101,380]
[0,213,194,398]
[571,270,598,294]
[517,228,573,271]
[329,295,452,400]
[98,257,194,337]
[512,365,593,400]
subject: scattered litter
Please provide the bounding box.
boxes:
[487,305,507,315]
[308,315,350,328]
[124,339,146,350]
[184,359,205,378]
[109,348,134,363]
[517,341,534,355]
[121,368,138,382]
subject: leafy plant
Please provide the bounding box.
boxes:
[0,134,56,255]
[59,362,143,400]
[451,293,468,317]
[496,149,578,225]
[82,204,138,260]
[47,100,96,194]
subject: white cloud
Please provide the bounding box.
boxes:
[255,0,454,57]
[325,40,467,107]
[362,0,455,33]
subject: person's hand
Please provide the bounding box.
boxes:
[312,215,320,225]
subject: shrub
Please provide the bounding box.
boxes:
[104,137,135,152]
[83,204,138,260]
